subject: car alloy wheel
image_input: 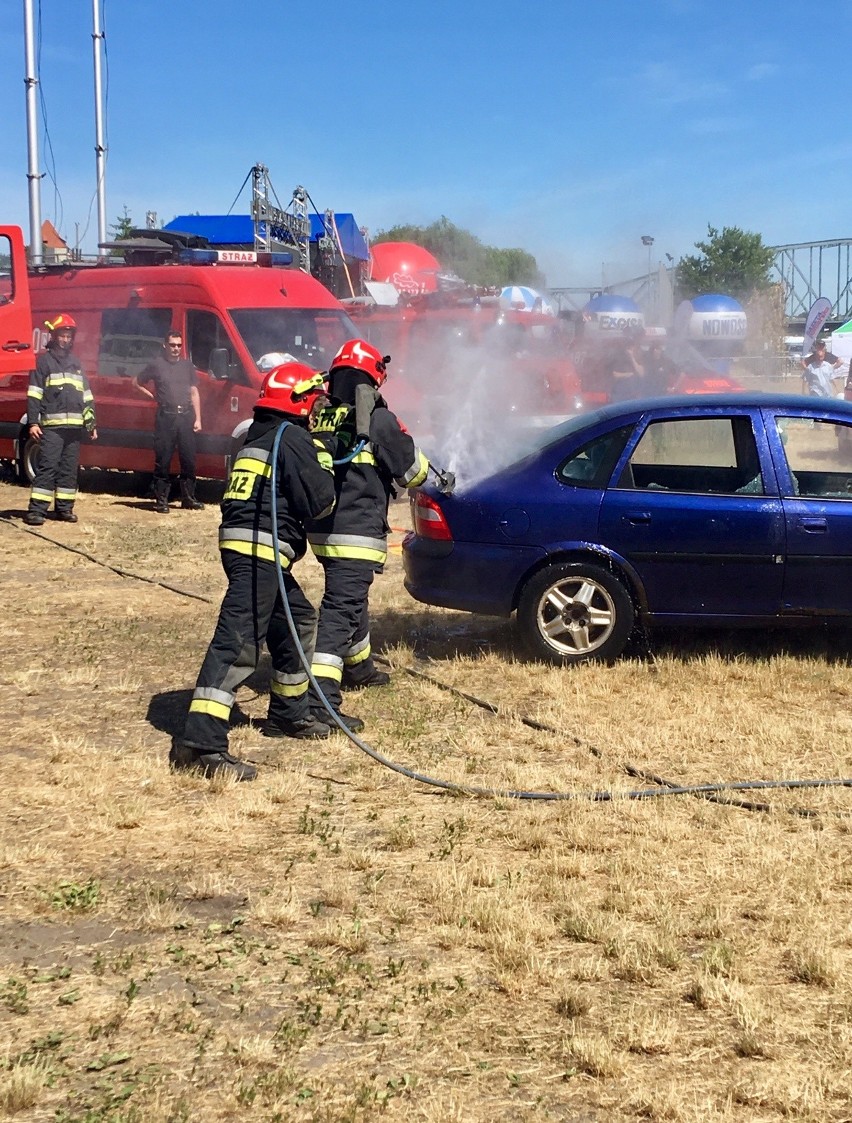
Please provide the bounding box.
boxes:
[517,561,634,665]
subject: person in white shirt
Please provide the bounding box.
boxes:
[800,339,844,397]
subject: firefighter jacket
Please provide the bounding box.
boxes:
[308,396,429,566]
[27,348,96,430]
[219,411,335,568]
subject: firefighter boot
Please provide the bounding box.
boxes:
[24,509,45,526]
[56,508,78,523]
[180,479,205,511]
[311,709,365,734]
[262,715,331,740]
[342,668,390,691]
[169,740,257,782]
[153,479,170,514]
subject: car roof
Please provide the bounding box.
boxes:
[592,392,852,418]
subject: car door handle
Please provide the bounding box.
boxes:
[1,340,31,352]
[798,517,828,533]
[625,511,652,525]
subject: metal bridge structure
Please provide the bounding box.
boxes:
[771,239,852,324]
[550,239,852,328]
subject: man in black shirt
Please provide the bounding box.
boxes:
[134,330,204,513]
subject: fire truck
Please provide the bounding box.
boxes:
[348,289,585,439]
[0,225,358,481]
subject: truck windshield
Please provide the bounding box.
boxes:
[230,308,357,370]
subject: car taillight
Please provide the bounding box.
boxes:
[412,491,453,541]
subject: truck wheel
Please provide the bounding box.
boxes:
[17,433,40,485]
[517,561,634,665]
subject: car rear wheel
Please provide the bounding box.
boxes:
[517,562,634,665]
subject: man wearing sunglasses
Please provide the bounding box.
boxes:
[134,330,205,513]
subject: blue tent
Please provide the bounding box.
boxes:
[164,213,369,261]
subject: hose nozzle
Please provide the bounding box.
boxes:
[430,465,456,495]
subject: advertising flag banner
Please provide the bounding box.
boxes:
[803,297,833,356]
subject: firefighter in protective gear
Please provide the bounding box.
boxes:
[25,314,97,526]
[307,339,429,729]
[171,363,336,782]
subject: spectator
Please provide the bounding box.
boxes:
[800,339,844,397]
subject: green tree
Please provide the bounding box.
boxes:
[108,206,133,257]
[373,216,543,287]
[676,225,775,303]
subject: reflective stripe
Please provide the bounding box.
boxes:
[344,638,371,667]
[55,489,77,501]
[352,449,377,466]
[270,677,308,698]
[231,455,272,479]
[311,542,387,563]
[46,375,86,391]
[346,634,370,658]
[219,539,291,567]
[30,487,53,502]
[43,413,85,426]
[28,386,44,400]
[239,446,271,464]
[315,448,333,472]
[309,532,386,552]
[219,526,295,559]
[193,686,236,707]
[188,698,232,720]
[311,653,344,683]
[397,450,429,488]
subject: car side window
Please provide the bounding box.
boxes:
[99,308,172,378]
[618,416,763,495]
[186,310,241,381]
[556,425,633,488]
[775,417,852,498]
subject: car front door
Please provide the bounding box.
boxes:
[768,409,852,615]
[598,411,785,619]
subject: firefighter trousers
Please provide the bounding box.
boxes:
[309,558,377,716]
[29,428,82,514]
[182,550,317,753]
[153,409,196,501]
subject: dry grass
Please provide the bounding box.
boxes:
[2,474,852,1122]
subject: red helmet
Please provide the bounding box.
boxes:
[255,362,327,417]
[44,313,77,333]
[330,339,390,387]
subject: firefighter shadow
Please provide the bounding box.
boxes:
[146,685,263,738]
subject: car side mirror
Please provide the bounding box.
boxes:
[208,347,229,380]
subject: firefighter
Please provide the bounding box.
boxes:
[24,314,97,526]
[170,362,336,782]
[307,339,429,730]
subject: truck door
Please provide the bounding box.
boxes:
[185,309,258,477]
[92,307,173,471]
[0,226,34,379]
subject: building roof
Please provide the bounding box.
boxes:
[41,220,67,249]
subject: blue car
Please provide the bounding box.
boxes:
[403,394,852,664]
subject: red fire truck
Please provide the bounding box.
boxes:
[348,290,585,437]
[0,226,358,481]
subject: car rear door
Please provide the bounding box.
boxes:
[766,406,852,615]
[597,408,785,619]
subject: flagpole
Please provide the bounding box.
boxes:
[22,0,42,266]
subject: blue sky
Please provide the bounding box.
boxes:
[1,1,850,287]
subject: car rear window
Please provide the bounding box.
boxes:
[556,425,634,488]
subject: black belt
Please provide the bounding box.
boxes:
[161,405,191,415]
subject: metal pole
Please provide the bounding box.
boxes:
[23,0,42,267]
[92,0,108,256]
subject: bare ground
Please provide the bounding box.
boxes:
[1,473,852,1122]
